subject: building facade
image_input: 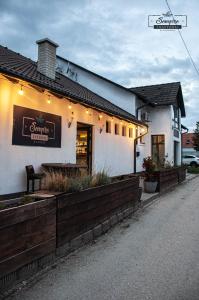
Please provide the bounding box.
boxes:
[0,39,145,196]
[57,57,185,171]
[0,38,186,196]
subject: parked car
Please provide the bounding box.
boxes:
[183,155,199,167]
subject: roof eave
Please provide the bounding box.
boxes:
[0,67,146,127]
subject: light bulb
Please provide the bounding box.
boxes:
[86,109,89,114]
[68,103,72,109]
[99,114,103,120]
[47,95,51,104]
[18,85,24,96]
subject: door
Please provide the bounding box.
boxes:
[76,123,92,174]
[151,135,165,167]
[174,141,178,166]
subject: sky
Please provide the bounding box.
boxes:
[0,0,198,130]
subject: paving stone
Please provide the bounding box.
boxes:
[0,271,17,292]
[82,230,93,244]
[70,235,83,250]
[17,261,38,281]
[93,224,102,238]
[110,215,118,227]
[117,212,123,222]
[38,253,55,269]
[102,220,110,233]
[56,242,71,257]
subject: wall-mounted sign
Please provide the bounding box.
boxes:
[12,105,61,147]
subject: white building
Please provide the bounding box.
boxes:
[57,56,186,172]
[0,39,145,196]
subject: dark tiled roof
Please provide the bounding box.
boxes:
[130,82,185,117]
[0,45,143,125]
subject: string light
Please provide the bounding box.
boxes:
[47,95,51,104]
[86,109,89,114]
[18,85,24,96]
[140,127,145,133]
[68,102,72,109]
[98,114,103,120]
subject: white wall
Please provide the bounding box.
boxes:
[0,76,135,195]
[56,58,136,116]
[136,105,180,171]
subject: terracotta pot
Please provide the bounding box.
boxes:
[144,181,158,193]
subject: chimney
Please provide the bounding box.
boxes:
[36,38,59,80]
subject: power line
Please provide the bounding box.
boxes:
[165,0,199,77]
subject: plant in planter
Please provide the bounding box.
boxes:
[143,157,158,193]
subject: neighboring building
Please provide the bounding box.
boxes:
[0,39,145,196]
[130,83,186,171]
[57,56,186,171]
[182,133,199,156]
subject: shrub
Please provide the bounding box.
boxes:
[143,157,157,182]
[143,157,156,174]
[43,172,69,192]
[187,166,199,174]
[67,177,83,193]
[43,171,111,193]
[0,202,6,210]
[20,195,34,205]
[91,170,111,187]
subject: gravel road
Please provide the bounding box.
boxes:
[10,176,199,300]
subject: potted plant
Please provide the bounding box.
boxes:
[143,157,158,193]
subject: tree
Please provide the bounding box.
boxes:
[192,122,199,151]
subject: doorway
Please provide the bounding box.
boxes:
[76,122,92,174]
[151,135,165,167]
[174,141,179,166]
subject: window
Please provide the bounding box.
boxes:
[106,121,111,133]
[129,128,133,138]
[151,135,165,166]
[173,106,180,129]
[122,125,126,136]
[186,139,190,144]
[115,124,119,135]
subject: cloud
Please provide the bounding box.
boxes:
[0,0,199,130]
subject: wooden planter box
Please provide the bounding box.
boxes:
[177,167,187,183]
[155,167,186,193]
[56,177,140,247]
[0,197,56,278]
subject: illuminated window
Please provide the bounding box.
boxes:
[106,121,111,133]
[129,128,133,138]
[122,126,126,136]
[115,124,119,135]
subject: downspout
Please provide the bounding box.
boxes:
[134,102,150,173]
[134,126,149,174]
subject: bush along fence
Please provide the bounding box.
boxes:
[155,166,186,193]
[0,177,141,292]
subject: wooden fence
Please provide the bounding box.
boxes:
[0,177,140,286]
[155,167,186,193]
[0,198,56,278]
[56,177,140,246]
